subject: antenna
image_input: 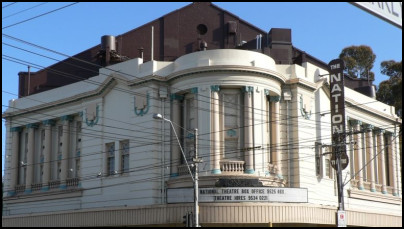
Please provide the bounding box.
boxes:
[27,65,31,95]
[151,26,154,61]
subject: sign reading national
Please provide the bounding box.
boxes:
[328,59,348,170]
[167,187,308,203]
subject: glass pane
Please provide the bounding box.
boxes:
[325,159,330,177]
[224,94,238,127]
[225,139,239,159]
[108,143,115,156]
[109,158,115,174]
[122,155,129,173]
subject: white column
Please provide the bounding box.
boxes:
[42,121,53,190]
[211,86,221,174]
[271,96,282,178]
[60,115,72,189]
[244,86,254,174]
[376,129,387,194]
[388,133,398,196]
[364,124,375,192]
[9,127,21,196]
[170,94,182,177]
[25,124,37,193]
[352,121,364,189]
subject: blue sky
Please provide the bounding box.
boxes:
[1,2,402,177]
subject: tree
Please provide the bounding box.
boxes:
[376,60,402,118]
[339,45,376,80]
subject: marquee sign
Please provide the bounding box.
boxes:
[167,187,308,203]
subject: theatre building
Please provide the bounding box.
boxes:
[2,2,401,227]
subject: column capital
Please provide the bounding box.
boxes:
[385,131,395,137]
[269,96,281,102]
[362,124,374,131]
[264,89,270,96]
[26,123,39,129]
[348,119,362,126]
[10,126,22,132]
[242,86,254,94]
[170,93,184,101]
[42,119,56,126]
[190,87,198,94]
[210,85,220,92]
[60,115,74,122]
[374,128,385,135]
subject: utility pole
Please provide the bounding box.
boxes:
[193,128,202,227]
[336,133,344,211]
[327,59,347,227]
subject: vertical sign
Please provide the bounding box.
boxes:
[328,59,347,169]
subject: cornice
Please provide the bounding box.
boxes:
[3,76,116,119]
[285,78,317,92]
[128,65,287,87]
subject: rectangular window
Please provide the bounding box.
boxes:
[57,162,61,180]
[325,158,331,178]
[106,142,115,176]
[75,121,82,178]
[324,146,333,179]
[315,142,322,176]
[58,125,63,157]
[184,94,196,161]
[40,165,43,183]
[120,140,129,174]
[75,159,80,178]
[40,129,45,182]
[266,97,272,165]
[18,131,28,185]
[221,89,243,160]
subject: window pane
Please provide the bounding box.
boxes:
[325,159,330,177]
[120,140,129,173]
[225,139,239,160]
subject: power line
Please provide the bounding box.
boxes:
[2,2,17,9]
[3,33,398,135]
[2,2,78,30]
[2,2,48,20]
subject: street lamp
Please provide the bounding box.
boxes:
[152,113,201,227]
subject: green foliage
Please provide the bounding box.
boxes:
[339,45,376,80]
[376,60,402,118]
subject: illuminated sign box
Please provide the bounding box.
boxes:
[167,187,308,203]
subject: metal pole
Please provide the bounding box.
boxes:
[336,133,346,227]
[193,128,202,227]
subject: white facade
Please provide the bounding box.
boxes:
[2,49,402,227]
